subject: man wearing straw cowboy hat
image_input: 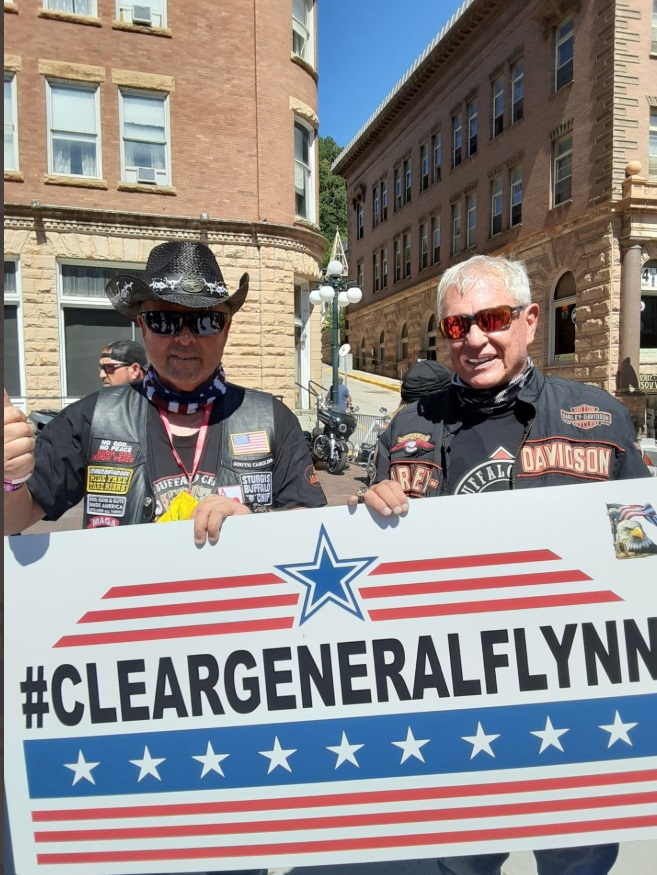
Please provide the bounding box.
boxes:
[4,240,326,546]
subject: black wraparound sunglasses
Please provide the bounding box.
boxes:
[141,310,229,337]
[99,362,130,375]
[439,305,526,340]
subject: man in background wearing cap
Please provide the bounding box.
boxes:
[5,240,326,551]
[99,339,148,386]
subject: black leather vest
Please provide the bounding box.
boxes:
[83,383,275,528]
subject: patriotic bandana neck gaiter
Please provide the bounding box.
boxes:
[143,364,227,415]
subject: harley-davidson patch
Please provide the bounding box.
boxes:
[560,404,612,430]
[390,433,435,455]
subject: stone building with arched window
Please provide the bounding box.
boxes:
[334,0,657,437]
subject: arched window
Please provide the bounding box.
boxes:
[359,337,366,370]
[551,271,576,362]
[400,322,409,361]
[378,331,385,369]
[641,259,657,352]
[426,314,438,360]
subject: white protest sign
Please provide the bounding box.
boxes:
[4,478,657,874]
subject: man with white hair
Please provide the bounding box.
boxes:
[351,254,649,875]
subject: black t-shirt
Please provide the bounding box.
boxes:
[446,407,527,495]
[28,389,326,522]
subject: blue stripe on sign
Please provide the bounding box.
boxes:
[24,693,657,799]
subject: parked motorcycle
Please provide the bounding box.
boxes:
[303,387,358,475]
[354,406,390,484]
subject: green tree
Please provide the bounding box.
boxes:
[318,136,347,265]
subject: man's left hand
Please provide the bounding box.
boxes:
[191,495,252,545]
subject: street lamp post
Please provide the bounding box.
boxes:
[309,259,362,408]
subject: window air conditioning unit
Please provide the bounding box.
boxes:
[131,4,152,25]
[136,167,157,184]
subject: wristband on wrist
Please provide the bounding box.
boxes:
[4,480,27,493]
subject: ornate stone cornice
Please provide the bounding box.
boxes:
[3,203,327,260]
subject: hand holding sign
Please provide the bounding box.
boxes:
[3,388,36,486]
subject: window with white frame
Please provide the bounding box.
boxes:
[394,239,401,282]
[118,0,166,27]
[394,167,402,211]
[292,0,314,66]
[510,163,523,225]
[653,0,657,54]
[4,73,18,172]
[466,192,477,249]
[451,202,462,256]
[372,184,380,227]
[403,157,412,204]
[404,232,412,278]
[452,112,463,167]
[420,142,429,191]
[47,80,100,178]
[641,260,657,356]
[359,337,366,369]
[426,314,438,361]
[400,323,409,361]
[555,17,574,90]
[511,60,524,124]
[294,118,315,221]
[491,175,503,236]
[553,132,572,205]
[120,90,169,185]
[4,260,23,400]
[373,251,380,293]
[46,0,97,13]
[492,76,504,137]
[356,201,364,240]
[650,108,657,178]
[467,98,478,157]
[419,222,428,270]
[357,260,364,290]
[431,214,441,264]
[381,247,388,288]
[59,263,145,399]
[381,180,388,220]
[432,131,442,182]
[551,271,576,362]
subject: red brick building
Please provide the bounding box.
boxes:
[4,0,325,412]
[334,0,657,437]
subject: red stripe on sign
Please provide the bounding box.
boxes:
[360,569,592,599]
[368,590,622,621]
[33,790,657,842]
[32,768,657,821]
[34,815,657,864]
[54,615,295,647]
[103,573,285,599]
[80,593,299,623]
[371,549,561,576]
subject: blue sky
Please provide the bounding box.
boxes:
[317,0,467,148]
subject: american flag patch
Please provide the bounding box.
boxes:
[230,431,270,455]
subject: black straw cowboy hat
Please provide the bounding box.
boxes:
[105,241,249,321]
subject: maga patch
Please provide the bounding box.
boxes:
[560,405,612,430]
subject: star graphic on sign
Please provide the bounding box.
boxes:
[276,524,377,623]
[599,710,638,748]
[326,731,364,768]
[64,750,100,785]
[259,736,297,774]
[129,745,166,782]
[192,741,230,778]
[530,716,569,753]
[391,726,430,764]
[461,722,500,759]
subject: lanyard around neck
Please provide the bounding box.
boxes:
[158,403,213,489]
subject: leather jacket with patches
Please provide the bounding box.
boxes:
[83,382,277,527]
[374,368,650,497]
